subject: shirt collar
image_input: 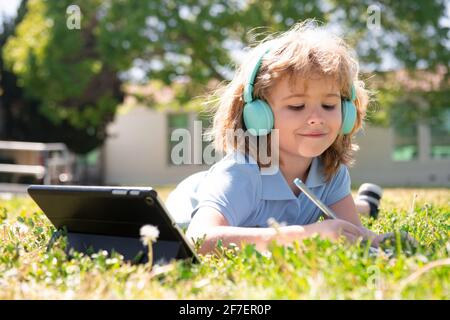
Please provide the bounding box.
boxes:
[260,157,326,200]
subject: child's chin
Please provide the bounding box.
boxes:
[297,146,327,158]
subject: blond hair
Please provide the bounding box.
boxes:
[204,20,370,181]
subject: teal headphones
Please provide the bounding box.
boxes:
[243,48,357,136]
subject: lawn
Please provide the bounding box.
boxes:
[0,187,448,299]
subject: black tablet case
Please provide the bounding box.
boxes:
[27,185,199,264]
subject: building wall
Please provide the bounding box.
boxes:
[102,107,450,187]
[102,106,210,186]
[350,126,450,187]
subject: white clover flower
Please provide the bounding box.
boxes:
[267,217,286,228]
[140,224,159,244]
[267,217,279,228]
[140,224,160,269]
[13,222,29,234]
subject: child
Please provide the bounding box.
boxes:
[166,21,386,254]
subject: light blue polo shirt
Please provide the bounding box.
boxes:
[165,150,351,227]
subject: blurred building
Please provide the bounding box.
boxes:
[101,72,450,188]
[101,105,210,186]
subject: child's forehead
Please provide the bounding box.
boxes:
[275,74,341,94]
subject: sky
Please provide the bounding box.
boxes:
[0,0,21,22]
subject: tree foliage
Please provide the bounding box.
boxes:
[1,0,448,153]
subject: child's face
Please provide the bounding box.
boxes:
[267,75,342,159]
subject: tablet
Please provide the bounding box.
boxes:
[27,185,199,264]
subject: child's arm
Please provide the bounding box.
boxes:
[186,206,364,255]
[329,194,363,226]
[330,194,383,245]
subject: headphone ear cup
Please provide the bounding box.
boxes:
[341,100,357,135]
[243,99,274,136]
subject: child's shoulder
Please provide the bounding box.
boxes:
[324,162,351,190]
[207,150,261,182]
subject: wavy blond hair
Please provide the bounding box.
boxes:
[203,20,370,181]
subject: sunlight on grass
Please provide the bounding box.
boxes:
[152,185,177,203]
[0,187,448,299]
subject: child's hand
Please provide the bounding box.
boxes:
[311,219,365,243]
[370,231,419,249]
[356,226,379,245]
[366,233,385,248]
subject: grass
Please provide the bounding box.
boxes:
[0,187,449,299]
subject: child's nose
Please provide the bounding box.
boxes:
[307,110,325,125]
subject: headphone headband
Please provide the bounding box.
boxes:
[348,84,356,101]
[243,48,271,103]
[243,47,356,104]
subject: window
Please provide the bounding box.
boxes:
[167,113,189,165]
[197,112,215,160]
[430,110,450,159]
[392,122,418,161]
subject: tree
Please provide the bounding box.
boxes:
[0,1,106,153]
[328,0,449,127]
[2,0,448,153]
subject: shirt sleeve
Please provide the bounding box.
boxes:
[191,160,260,226]
[324,164,352,206]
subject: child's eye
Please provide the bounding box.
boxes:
[322,104,336,110]
[288,104,305,111]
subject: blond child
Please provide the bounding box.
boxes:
[166,21,386,254]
